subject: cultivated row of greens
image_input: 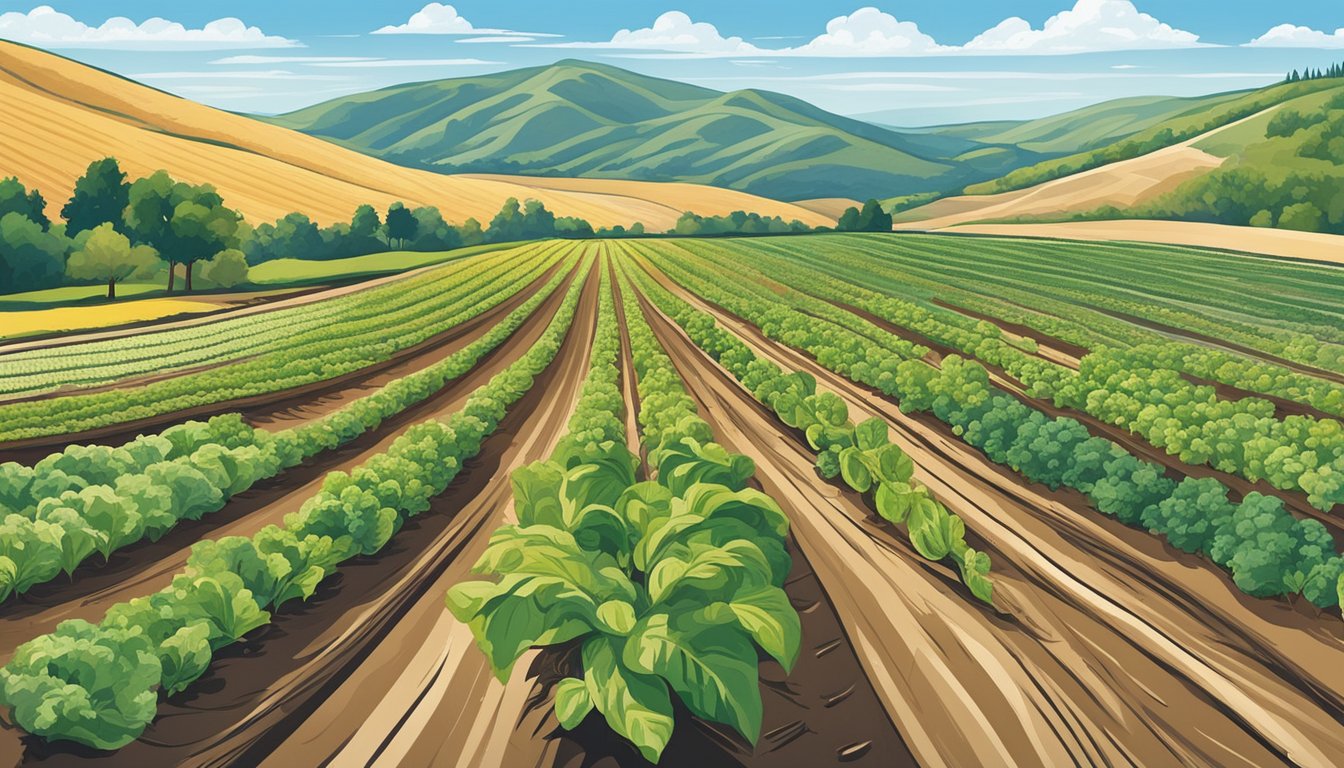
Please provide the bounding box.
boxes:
[633,240,1344,609]
[0,255,578,603]
[0,241,566,441]
[676,238,1344,512]
[0,253,591,750]
[450,261,803,763]
[619,250,994,604]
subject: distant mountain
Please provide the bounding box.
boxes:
[0,42,828,230]
[265,60,1047,202]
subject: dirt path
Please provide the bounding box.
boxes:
[0,261,563,465]
[0,265,579,668]
[237,261,598,768]
[635,269,1344,768]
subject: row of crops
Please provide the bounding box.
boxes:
[626,240,1344,608]
[761,236,1344,417]
[0,253,580,603]
[821,233,1344,369]
[0,241,570,441]
[658,238,1344,513]
[0,250,594,750]
[451,264,802,761]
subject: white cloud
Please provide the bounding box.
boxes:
[963,0,1201,53]
[538,11,759,54]
[372,3,553,38]
[1246,24,1344,48]
[789,7,945,56]
[133,70,345,81]
[374,2,473,34]
[0,5,297,49]
[456,35,537,44]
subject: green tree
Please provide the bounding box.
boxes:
[837,199,893,232]
[486,197,524,243]
[61,158,130,236]
[64,222,158,298]
[124,171,241,292]
[0,212,67,293]
[0,176,49,230]
[201,248,249,288]
[1278,202,1325,232]
[384,202,417,248]
[350,204,381,239]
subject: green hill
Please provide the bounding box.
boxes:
[926,92,1250,156]
[265,60,1047,202]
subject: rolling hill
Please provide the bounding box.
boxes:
[266,60,1045,202]
[896,76,1344,232]
[0,42,830,230]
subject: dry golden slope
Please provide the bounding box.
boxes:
[0,42,832,230]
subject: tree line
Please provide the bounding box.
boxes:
[0,159,642,299]
[1283,61,1344,83]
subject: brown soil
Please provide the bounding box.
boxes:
[0,265,579,668]
[0,262,563,465]
[636,263,1344,767]
[0,257,602,768]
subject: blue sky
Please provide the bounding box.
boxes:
[2,2,1342,124]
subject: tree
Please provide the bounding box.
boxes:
[201,248,249,288]
[520,199,557,238]
[61,158,130,236]
[124,171,241,292]
[0,177,49,230]
[384,202,417,248]
[486,198,524,243]
[64,223,158,299]
[837,199,893,232]
[350,204,381,240]
[1278,202,1325,233]
[0,212,66,293]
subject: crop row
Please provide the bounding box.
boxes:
[823,234,1344,373]
[0,253,578,604]
[0,245,514,398]
[669,240,1344,512]
[767,236,1344,419]
[0,251,594,751]
[618,250,994,603]
[630,243,1344,609]
[450,259,803,763]
[0,241,570,442]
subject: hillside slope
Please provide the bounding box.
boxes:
[897,78,1344,231]
[920,91,1249,157]
[267,60,1032,201]
[0,43,830,229]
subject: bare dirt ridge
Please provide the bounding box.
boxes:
[635,258,1344,768]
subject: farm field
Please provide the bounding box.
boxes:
[0,232,1341,767]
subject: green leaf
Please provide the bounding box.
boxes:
[511,461,565,527]
[873,481,924,524]
[726,586,801,672]
[839,447,873,493]
[854,418,888,451]
[871,444,914,485]
[158,623,212,696]
[583,636,675,763]
[907,499,962,562]
[597,600,638,635]
[956,548,995,605]
[554,676,595,730]
[623,613,763,745]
